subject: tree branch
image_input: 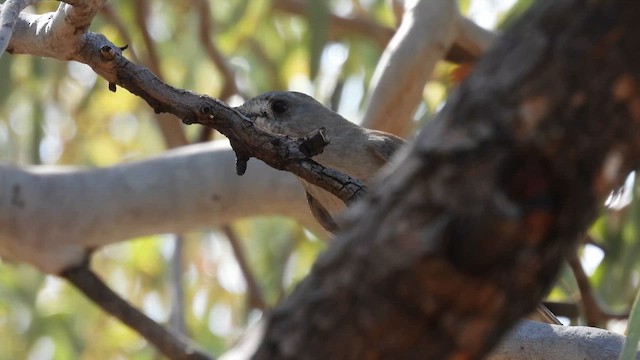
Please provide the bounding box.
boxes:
[569,250,628,326]
[3,3,364,269]
[168,235,188,335]
[361,0,459,137]
[94,44,366,206]
[2,0,107,57]
[132,0,188,149]
[272,0,483,64]
[490,320,638,359]
[0,142,320,274]
[6,1,640,358]
[99,3,140,63]
[253,1,640,358]
[194,0,243,101]
[0,0,37,57]
[220,318,638,360]
[61,263,213,360]
[456,15,496,58]
[223,225,267,311]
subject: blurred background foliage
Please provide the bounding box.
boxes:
[0,0,636,359]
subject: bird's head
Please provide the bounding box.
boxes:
[236,91,345,138]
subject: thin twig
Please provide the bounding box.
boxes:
[133,0,187,148]
[4,0,369,220]
[61,263,214,360]
[273,0,393,48]
[133,0,160,75]
[169,234,187,336]
[272,0,478,63]
[569,246,628,326]
[277,229,304,302]
[222,225,267,311]
[194,0,243,101]
[131,2,190,332]
[193,0,245,142]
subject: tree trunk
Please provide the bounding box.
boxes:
[254,1,640,359]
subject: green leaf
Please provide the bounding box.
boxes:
[619,288,640,359]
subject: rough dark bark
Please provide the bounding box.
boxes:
[74,41,366,206]
[131,69,365,204]
[253,1,640,359]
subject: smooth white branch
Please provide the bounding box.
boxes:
[361,0,459,136]
[0,0,38,58]
[491,320,639,359]
[361,1,497,136]
[0,141,316,274]
[1,0,106,58]
[219,318,637,360]
[456,16,496,59]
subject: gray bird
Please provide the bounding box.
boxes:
[236,91,404,233]
[236,91,562,326]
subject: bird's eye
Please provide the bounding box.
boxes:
[271,100,288,114]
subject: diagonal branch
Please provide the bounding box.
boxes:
[101,50,366,203]
[223,225,267,311]
[456,16,496,58]
[194,0,244,101]
[62,263,214,360]
[253,1,640,358]
[3,7,365,358]
[568,249,628,326]
[0,0,37,57]
[99,4,140,63]
[132,0,188,149]
[358,2,496,135]
[272,0,485,63]
[193,0,245,142]
[361,0,459,137]
[50,0,107,37]
[3,0,104,58]
[168,235,188,336]
[5,1,364,204]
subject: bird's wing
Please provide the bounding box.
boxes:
[306,191,340,233]
[366,130,405,164]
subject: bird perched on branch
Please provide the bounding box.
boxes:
[236,90,562,325]
[236,91,405,233]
